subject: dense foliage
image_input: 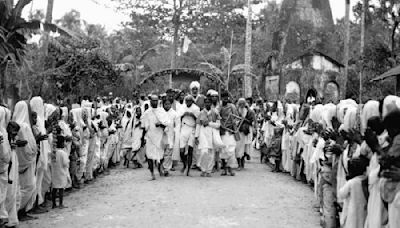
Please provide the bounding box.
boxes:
[4,0,400,103]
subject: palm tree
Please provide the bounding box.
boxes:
[198,46,257,96]
[0,0,74,105]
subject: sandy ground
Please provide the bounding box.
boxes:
[21,152,320,228]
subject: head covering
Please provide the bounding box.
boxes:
[190,81,200,90]
[150,94,159,100]
[360,100,380,135]
[382,95,400,118]
[310,104,324,124]
[342,106,358,132]
[237,98,247,106]
[44,104,57,121]
[12,101,31,126]
[321,103,337,129]
[71,108,85,129]
[185,95,194,101]
[337,99,358,124]
[207,89,218,96]
[30,97,45,121]
[12,101,37,170]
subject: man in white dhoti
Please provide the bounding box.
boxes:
[12,101,38,221]
[207,90,221,172]
[161,100,178,176]
[179,95,200,176]
[142,95,169,180]
[235,98,255,171]
[190,82,205,170]
[195,98,223,177]
[167,89,183,171]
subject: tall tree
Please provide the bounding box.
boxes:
[344,0,351,98]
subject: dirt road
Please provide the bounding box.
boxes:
[21,156,320,228]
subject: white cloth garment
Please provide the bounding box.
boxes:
[143,107,169,162]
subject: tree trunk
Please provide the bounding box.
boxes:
[244,0,252,98]
[359,0,367,103]
[0,63,7,105]
[391,21,399,55]
[343,0,350,99]
[39,0,54,95]
[170,0,181,88]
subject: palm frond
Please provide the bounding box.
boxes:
[13,20,41,31]
[197,62,223,75]
[43,23,79,39]
[13,0,32,18]
[139,43,170,62]
[220,46,230,66]
[231,64,251,73]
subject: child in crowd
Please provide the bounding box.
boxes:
[268,127,283,172]
[338,156,369,228]
[51,134,69,209]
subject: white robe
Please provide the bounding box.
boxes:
[338,176,367,228]
[143,108,169,162]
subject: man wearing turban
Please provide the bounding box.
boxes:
[190,81,205,110]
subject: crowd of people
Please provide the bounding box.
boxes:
[1,79,400,228]
[0,81,257,227]
[256,93,400,228]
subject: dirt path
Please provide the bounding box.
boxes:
[21,155,320,228]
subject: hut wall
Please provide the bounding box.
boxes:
[279,68,345,102]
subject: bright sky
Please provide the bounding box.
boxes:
[23,0,358,32]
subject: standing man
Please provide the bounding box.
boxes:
[166,89,183,171]
[190,81,205,110]
[190,81,205,170]
[162,99,178,176]
[195,97,222,177]
[142,95,169,180]
[179,95,200,176]
[236,98,255,170]
[219,91,238,176]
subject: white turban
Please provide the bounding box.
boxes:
[207,89,218,96]
[190,81,200,90]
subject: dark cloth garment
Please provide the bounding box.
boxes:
[239,108,255,135]
[220,103,238,135]
[194,94,206,110]
[268,136,282,158]
[198,109,220,124]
